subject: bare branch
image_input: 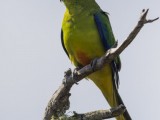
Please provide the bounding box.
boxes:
[51,104,126,120]
[43,9,158,120]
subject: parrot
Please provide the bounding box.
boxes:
[60,0,131,120]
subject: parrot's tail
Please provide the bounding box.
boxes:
[114,90,131,120]
[88,65,131,120]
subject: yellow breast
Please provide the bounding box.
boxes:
[62,11,105,66]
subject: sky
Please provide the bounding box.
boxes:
[0,0,159,120]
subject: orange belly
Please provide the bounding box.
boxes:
[76,51,91,66]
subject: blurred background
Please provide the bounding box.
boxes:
[0,0,159,119]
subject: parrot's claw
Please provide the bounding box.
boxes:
[91,58,98,72]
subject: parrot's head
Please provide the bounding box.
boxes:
[60,0,99,15]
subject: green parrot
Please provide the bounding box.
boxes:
[60,0,131,120]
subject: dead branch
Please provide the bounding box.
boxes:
[43,9,159,120]
[51,104,126,120]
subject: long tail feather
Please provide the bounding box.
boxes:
[88,65,131,120]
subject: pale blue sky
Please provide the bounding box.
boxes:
[0,0,159,120]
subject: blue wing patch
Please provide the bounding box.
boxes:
[94,12,110,50]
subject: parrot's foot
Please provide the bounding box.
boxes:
[91,58,98,72]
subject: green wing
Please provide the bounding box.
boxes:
[94,11,121,88]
